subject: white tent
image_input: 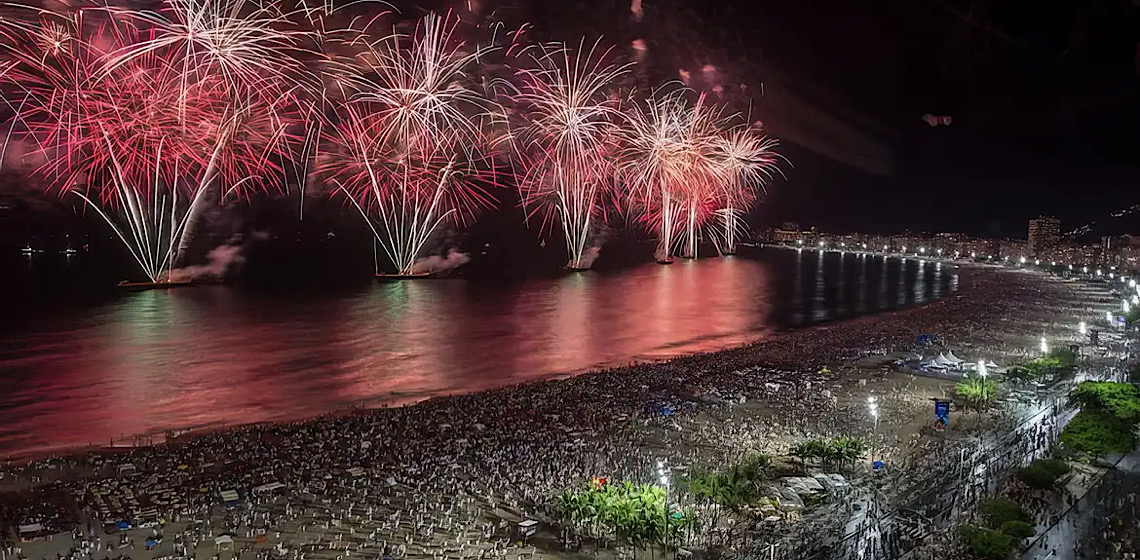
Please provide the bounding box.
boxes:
[985,360,999,369]
[944,351,964,364]
[924,359,947,370]
[252,482,285,494]
[935,354,956,367]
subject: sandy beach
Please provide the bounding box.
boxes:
[0,262,1122,560]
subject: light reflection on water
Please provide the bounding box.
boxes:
[0,250,955,458]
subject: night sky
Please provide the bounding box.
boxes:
[732,0,1140,237]
[3,0,1140,251]
[383,0,1140,237]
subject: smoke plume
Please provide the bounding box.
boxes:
[167,233,262,282]
[410,250,470,275]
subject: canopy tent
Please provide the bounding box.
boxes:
[944,351,964,363]
[220,489,239,505]
[935,354,956,367]
[923,359,947,370]
[252,482,285,494]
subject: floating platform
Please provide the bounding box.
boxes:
[117,281,195,291]
[564,266,591,273]
[375,272,435,281]
[655,258,675,265]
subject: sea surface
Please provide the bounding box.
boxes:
[0,248,957,458]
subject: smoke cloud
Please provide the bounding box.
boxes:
[409,250,470,275]
[167,232,265,282]
[574,246,602,269]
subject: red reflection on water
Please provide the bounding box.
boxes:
[0,258,774,458]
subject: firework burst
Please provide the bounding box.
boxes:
[1,5,298,282]
[321,12,504,276]
[512,40,629,269]
[618,90,724,261]
[709,124,780,254]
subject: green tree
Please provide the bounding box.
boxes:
[960,525,1016,560]
[999,520,1035,540]
[1071,381,1140,424]
[1059,409,1137,458]
[956,377,999,409]
[979,497,1030,527]
[1016,459,1071,490]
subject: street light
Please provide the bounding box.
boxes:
[1079,321,1087,335]
[1040,337,1049,354]
[978,360,989,400]
[868,397,879,463]
[656,460,671,558]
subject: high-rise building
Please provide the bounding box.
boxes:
[1028,216,1061,255]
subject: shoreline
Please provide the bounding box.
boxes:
[3,258,966,466]
[0,262,1116,560]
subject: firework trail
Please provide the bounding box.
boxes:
[619,89,724,261]
[1,4,297,282]
[512,40,629,269]
[322,12,504,276]
[709,123,780,254]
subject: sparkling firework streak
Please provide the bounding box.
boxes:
[322,13,504,276]
[100,0,317,99]
[1,5,297,283]
[709,124,781,254]
[512,40,629,269]
[619,90,725,261]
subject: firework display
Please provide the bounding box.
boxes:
[513,41,628,269]
[0,0,782,280]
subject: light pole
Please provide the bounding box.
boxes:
[1040,336,1049,355]
[1079,321,1087,336]
[868,397,879,464]
[978,360,988,401]
[657,460,670,559]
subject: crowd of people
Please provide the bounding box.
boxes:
[0,265,1121,560]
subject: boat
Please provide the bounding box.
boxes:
[117,280,195,290]
[375,272,435,281]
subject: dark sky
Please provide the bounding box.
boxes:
[5,0,1140,243]
[533,0,1140,237]
[741,0,1140,237]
